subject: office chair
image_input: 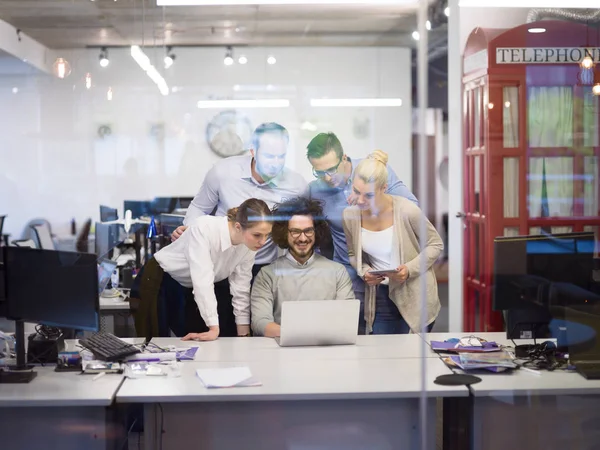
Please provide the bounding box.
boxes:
[0,215,8,246]
[12,239,38,248]
[76,219,92,253]
[31,223,56,250]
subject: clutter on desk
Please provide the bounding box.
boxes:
[124,360,181,378]
[431,338,501,353]
[82,360,123,374]
[443,350,518,373]
[196,367,262,388]
[55,351,82,372]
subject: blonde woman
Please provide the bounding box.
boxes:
[342,150,443,334]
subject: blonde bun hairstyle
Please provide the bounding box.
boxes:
[353,149,389,189]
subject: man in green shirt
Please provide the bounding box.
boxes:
[251,197,355,337]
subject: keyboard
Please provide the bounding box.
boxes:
[79,332,140,361]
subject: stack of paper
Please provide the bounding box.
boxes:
[431,341,501,353]
[196,367,262,388]
[443,350,518,373]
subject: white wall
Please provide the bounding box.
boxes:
[0,46,412,238]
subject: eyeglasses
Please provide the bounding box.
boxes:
[288,227,315,239]
[312,158,343,179]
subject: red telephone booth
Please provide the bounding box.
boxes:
[462,20,600,332]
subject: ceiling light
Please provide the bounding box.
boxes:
[85,73,92,89]
[107,87,113,101]
[310,98,403,107]
[224,46,234,65]
[164,47,176,69]
[131,45,169,96]
[99,47,109,67]
[197,99,290,109]
[426,20,431,31]
[412,31,420,41]
[238,55,248,64]
[593,84,600,96]
[159,0,419,4]
[52,57,72,79]
[267,55,277,65]
[528,27,546,33]
[12,87,18,94]
[444,6,449,16]
[458,0,599,6]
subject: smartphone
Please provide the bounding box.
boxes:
[368,269,398,275]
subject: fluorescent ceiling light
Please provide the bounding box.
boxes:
[459,0,597,6]
[131,45,169,96]
[197,99,290,109]
[159,0,416,4]
[311,98,402,107]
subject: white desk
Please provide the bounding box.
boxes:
[117,337,468,450]
[0,367,124,449]
[422,332,600,450]
[147,334,437,362]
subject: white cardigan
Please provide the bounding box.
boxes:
[342,196,443,333]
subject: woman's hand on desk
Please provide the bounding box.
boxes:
[182,326,219,341]
[236,324,250,337]
[363,270,385,286]
[388,265,409,283]
[171,226,188,242]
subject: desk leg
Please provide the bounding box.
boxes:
[443,396,472,450]
[144,403,158,450]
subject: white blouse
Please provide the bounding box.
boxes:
[154,215,256,327]
[361,226,395,272]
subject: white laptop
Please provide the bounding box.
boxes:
[276,300,360,347]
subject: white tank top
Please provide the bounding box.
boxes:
[361,226,394,272]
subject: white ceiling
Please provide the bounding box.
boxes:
[0,0,441,48]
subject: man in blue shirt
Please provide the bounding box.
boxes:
[306,132,418,299]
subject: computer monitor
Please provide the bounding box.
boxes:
[1,247,99,382]
[158,214,185,248]
[98,259,118,294]
[150,197,178,215]
[493,231,596,340]
[176,197,193,209]
[124,200,151,219]
[95,222,120,259]
[4,247,99,330]
[99,205,118,222]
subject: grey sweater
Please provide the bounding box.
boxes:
[251,253,355,336]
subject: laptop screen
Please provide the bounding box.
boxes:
[97,259,117,294]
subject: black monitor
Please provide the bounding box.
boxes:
[5,247,99,330]
[158,214,185,248]
[150,197,178,215]
[493,231,596,340]
[95,222,120,259]
[1,247,99,382]
[124,200,151,219]
[99,205,118,222]
[176,197,193,209]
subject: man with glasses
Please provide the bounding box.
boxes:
[251,197,355,337]
[306,132,417,302]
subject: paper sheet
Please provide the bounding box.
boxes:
[196,367,261,388]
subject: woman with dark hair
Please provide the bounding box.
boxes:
[134,198,272,341]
